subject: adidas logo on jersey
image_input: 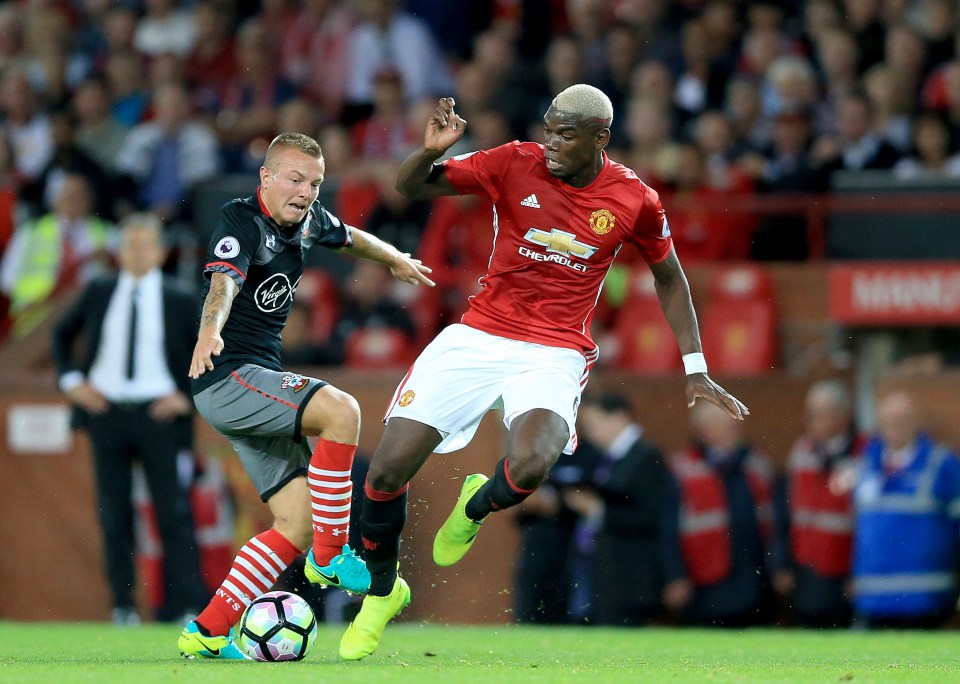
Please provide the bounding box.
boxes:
[520,193,541,208]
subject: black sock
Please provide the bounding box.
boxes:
[271,553,325,617]
[464,457,536,521]
[360,480,408,596]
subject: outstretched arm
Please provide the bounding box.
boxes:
[396,97,467,200]
[344,228,435,287]
[189,272,239,379]
[649,249,750,420]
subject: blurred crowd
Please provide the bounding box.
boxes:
[3,0,960,350]
[517,384,960,630]
[7,0,958,629]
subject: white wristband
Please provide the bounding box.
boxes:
[682,353,708,375]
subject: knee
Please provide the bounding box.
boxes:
[366,461,408,495]
[507,444,558,489]
[303,388,361,442]
[325,391,361,435]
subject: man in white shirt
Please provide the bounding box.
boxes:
[345,0,453,107]
[52,213,207,625]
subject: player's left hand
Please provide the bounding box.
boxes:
[149,391,193,422]
[390,252,435,287]
[685,374,750,420]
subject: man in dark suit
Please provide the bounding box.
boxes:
[564,392,668,626]
[512,441,600,624]
[810,90,903,189]
[52,212,207,625]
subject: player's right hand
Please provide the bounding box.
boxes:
[424,97,466,154]
[189,330,224,379]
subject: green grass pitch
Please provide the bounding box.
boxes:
[1,622,957,683]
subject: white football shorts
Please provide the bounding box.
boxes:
[384,324,594,455]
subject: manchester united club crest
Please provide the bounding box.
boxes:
[589,208,616,235]
[281,373,309,392]
[398,390,415,407]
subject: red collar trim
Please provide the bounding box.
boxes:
[256,187,273,219]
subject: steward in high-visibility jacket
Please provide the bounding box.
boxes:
[852,433,960,624]
[2,212,111,336]
[781,431,864,625]
[663,444,776,626]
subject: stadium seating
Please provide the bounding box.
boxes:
[298,269,341,343]
[609,267,681,373]
[699,264,778,375]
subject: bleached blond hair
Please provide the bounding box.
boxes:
[551,84,614,128]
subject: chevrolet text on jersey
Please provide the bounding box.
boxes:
[517,246,589,272]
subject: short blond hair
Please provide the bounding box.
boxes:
[265,132,323,168]
[551,84,614,128]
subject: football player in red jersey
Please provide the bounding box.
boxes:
[339,85,750,659]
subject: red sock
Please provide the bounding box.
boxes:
[196,528,300,636]
[308,439,356,565]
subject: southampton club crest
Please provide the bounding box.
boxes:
[281,373,309,392]
[589,208,616,235]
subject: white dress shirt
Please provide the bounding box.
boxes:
[346,12,453,104]
[606,423,643,462]
[86,269,177,402]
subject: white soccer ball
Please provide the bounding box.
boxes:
[238,591,318,661]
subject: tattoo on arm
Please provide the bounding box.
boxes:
[200,273,239,331]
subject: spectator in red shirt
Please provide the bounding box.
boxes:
[662,143,753,262]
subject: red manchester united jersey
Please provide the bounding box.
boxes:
[442,141,672,355]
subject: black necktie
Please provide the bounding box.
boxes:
[126,284,139,380]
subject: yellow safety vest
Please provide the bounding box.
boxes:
[9,214,110,336]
